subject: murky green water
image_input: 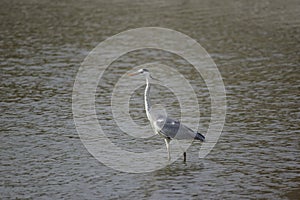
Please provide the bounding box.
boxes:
[1,0,299,199]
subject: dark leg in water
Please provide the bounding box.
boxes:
[183,152,186,162]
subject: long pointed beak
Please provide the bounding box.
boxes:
[128,72,139,76]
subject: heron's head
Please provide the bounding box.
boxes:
[128,68,160,82]
[128,68,150,77]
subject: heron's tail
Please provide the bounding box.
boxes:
[195,132,205,141]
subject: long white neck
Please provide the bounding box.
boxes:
[144,77,152,120]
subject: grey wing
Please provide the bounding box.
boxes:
[154,116,202,140]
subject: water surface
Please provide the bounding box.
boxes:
[1,0,299,199]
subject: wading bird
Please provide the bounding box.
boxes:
[128,69,205,162]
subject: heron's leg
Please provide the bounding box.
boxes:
[164,139,171,161]
[174,139,187,162]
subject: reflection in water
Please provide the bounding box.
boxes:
[1,0,299,199]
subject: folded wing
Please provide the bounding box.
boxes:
[153,116,205,141]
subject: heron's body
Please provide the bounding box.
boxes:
[129,69,205,161]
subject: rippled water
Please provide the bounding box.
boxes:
[1,0,299,199]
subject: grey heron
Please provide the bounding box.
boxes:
[128,68,205,162]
